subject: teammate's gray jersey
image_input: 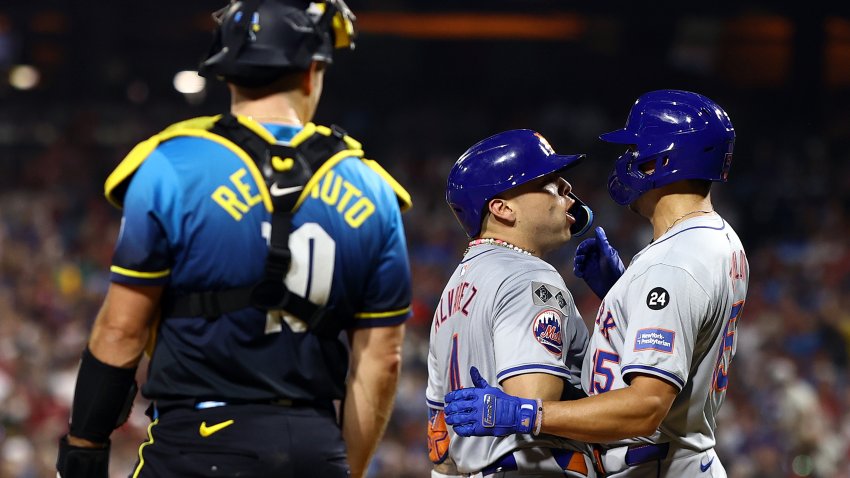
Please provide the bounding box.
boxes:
[426,245,590,473]
[582,215,749,455]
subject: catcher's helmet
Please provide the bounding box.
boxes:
[600,89,735,206]
[446,129,593,239]
[199,0,356,86]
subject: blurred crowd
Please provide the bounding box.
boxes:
[2,93,850,478]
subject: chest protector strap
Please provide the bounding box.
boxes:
[161,114,363,337]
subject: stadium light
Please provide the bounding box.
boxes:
[9,65,40,90]
[173,70,205,94]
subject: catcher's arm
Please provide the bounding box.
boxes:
[344,323,404,478]
[58,283,161,477]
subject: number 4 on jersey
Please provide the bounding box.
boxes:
[449,334,461,391]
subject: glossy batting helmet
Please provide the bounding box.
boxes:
[446,129,593,239]
[600,89,735,205]
[199,0,356,86]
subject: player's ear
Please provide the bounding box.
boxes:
[301,60,325,95]
[487,197,516,224]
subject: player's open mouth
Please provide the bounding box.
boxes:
[565,211,576,224]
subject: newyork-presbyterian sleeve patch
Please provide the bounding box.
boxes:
[634,328,675,353]
[532,309,564,357]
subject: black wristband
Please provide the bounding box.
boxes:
[68,347,138,443]
[57,435,110,478]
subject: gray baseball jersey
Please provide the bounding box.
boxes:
[426,244,590,473]
[582,215,748,474]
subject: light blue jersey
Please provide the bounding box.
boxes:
[108,120,412,402]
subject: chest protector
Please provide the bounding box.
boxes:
[104,114,411,337]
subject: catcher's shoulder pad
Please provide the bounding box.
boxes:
[363,158,412,213]
[103,115,245,209]
[103,116,412,213]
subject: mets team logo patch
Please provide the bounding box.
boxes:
[532,309,563,357]
[634,328,675,353]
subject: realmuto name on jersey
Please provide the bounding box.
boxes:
[433,280,478,333]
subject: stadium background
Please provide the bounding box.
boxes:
[2,1,850,476]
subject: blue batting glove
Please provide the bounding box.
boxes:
[573,226,625,299]
[443,367,539,437]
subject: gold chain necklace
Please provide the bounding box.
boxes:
[465,238,535,256]
[663,209,714,235]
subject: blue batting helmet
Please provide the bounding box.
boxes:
[600,89,735,206]
[446,129,593,238]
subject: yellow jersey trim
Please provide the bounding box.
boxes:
[110,265,171,279]
[131,418,159,478]
[355,307,411,319]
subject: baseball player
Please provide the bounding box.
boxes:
[427,130,599,477]
[444,90,748,477]
[56,2,412,477]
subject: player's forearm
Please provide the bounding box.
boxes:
[343,358,401,477]
[541,386,672,442]
[64,283,161,450]
[343,327,404,478]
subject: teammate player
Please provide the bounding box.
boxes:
[443,90,748,477]
[56,1,412,477]
[427,129,598,477]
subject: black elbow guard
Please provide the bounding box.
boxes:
[68,347,138,443]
